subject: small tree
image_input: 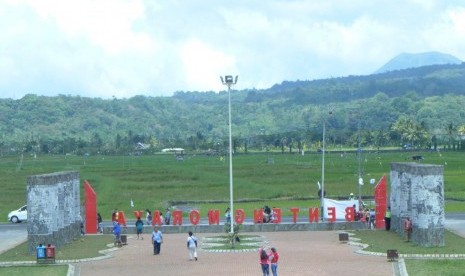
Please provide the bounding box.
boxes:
[224,223,241,248]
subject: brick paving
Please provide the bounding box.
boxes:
[75,231,393,276]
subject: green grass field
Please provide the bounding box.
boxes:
[352,229,465,275]
[1,150,465,221]
[0,235,114,262]
[0,266,68,276]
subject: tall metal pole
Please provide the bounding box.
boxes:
[357,114,362,209]
[321,121,325,220]
[221,75,238,234]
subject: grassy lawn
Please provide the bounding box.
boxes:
[1,151,465,221]
[0,235,114,262]
[404,259,465,276]
[353,229,465,254]
[0,266,68,276]
[353,229,465,275]
[202,234,265,250]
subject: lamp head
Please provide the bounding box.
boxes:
[225,75,234,84]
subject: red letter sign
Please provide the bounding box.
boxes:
[309,207,319,222]
[189,210,200,225]
[235,209,245,224]
[254,208,264,224]
[327,207,336,222]
[172,210,183,225]
[272,208,282,224]
[133,210,143,219]
[290,207,299,223]
[153,210,162,226]
[208,209,220,225]
[345,206,355,222]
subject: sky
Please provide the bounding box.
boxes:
[1,0,464,99]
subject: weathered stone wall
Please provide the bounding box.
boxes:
[27,171,81,253]
[390,162,444,247]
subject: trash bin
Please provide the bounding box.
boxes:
[45,244,55,264]
[121,234,127,245]
[36,244,46,263]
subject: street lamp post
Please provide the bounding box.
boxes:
[357,117,363,208]
[220,75,238,234]
[321,120,326,221]
[320,111,332,221]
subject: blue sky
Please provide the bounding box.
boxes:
[1,0,464,99]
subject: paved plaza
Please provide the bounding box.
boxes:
[75,231,394,276]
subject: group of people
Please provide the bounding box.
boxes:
[117,217,198,260]
[108,210,285,274]
[259,247,279,276]
[262,205,276,223]
[145,208,171,226]
[384,206,413,242]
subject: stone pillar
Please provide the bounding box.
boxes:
[390,163,444,247]
[27,171,81,253]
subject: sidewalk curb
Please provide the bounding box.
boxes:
[0,244,120,268]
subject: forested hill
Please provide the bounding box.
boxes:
[1,63,465,155]
[263,63,465,104]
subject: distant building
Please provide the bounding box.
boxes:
[161,148,185,155]
[135,143,151,150]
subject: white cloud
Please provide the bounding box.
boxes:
[0,0,464,99]
[180,39,236,92]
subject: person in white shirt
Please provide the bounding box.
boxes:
[187,231,198,261]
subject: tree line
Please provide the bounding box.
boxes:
[1,64,465,156]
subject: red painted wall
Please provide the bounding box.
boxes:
[84,180,97,234]
[374,175,387,229]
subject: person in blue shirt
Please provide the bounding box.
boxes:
[113,221,122,246]
[135,217,144,240]
[151,227,163,255]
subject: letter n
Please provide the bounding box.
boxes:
[254,209,263,224]
[172,210,183,225]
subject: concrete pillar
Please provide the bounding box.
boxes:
[390,163,444,247]
[27,171,81,253]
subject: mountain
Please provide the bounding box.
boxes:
[375,51,462,74]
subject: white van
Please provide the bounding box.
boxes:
[8,205,27,223]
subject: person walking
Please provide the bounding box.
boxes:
[225,207,231,224]
[165,208,171,225]
[385,207,391,231]
[135,217,144,240]
[113,221,122,247]
[270,247,279,276]
[97,213,103,234]
[145,209,152,226]
[259,247,271,276]
[151,227,163,255]
[187,231,198,261]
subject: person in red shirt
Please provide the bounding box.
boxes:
[259,247,270,276]
[404,217,413,242]
[270,247,279,276]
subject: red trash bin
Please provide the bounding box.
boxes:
[45,244,55,264]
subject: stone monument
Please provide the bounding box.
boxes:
[390,162,444,247]
[27,171,81,253]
